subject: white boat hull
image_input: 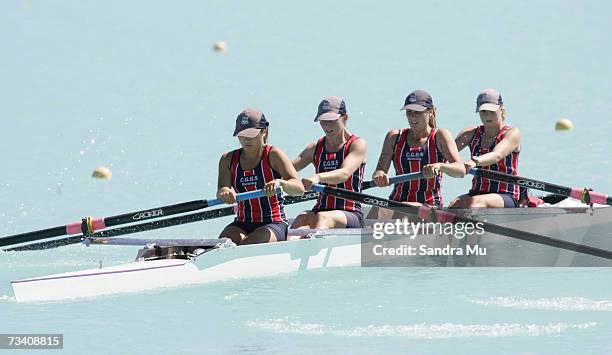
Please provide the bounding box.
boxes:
[11,234,361,302]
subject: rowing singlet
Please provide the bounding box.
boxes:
[312,135,365,213]
[389,128,446,207]
[230,145,286,223]
[469,125,520,200]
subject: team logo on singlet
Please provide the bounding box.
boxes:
[322,153,339,170]
[405,150,424,161]
[240,170,258,186]
[240,175,258,185]
[322,160,339,169]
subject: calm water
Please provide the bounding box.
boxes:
[1,1,611,354]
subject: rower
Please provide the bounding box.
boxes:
[370,90,465,218]
[449,88,523,208]
[217,108,304,244]
[291,96,367,229]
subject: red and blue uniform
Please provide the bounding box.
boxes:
[469,125,521,201]
[230,145,286,223]
[390,128,446,207]
[312,135,365,214]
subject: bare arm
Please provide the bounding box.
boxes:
[370,130,399,186]
[269,147,305,196]
[317,138,367,184]
[472,127,521,166]
[455,126,478,152]
[292,142,317,172]
[432,128,466,178]
[217,152,236,203]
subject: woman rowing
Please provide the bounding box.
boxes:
[449,88,522,208]
[371,90,465,215]
[291,96,367,229]
[217,108,304,244]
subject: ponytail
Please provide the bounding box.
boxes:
[428,107,437,128]
[262,127,269,144]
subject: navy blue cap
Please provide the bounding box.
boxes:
[233,108,269,138]
[476,88,503,112]
[315,96,347,121]
[401,90,433,112]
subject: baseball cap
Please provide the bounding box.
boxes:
[233,108,269,138]
[400,90,434,112]
[314,96,347,121]
[476,88,503,112]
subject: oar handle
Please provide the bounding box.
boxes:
[204,186,283,207]
[357,172,425,190]
[312,184,326,194]
[313,171,423,194]
[389,172,424,185]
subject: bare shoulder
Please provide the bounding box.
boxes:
[504,126,521,136]
[456,125,479,137]
[300,140,318,154]
[219,151,233,164]
[454,125,479,150]
[269,146,290,161]
[349,136,367,152]
[218,151,234,173]
[434,127,454,140]
[385,129,400,140]
[434,127,457,145]
[501,126,521,146]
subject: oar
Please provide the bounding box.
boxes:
[469,168,612,206]
[311,184,612,261]
[361,172,423,189]
[6,172,424,251]
[0,187,283,248]
[6,192,319,251]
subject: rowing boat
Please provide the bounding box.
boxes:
[10,197,612,302]
[11,229,363,302]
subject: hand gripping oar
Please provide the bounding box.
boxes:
[0,187,283,248]
[469,168,612,206]
[311,184,612,261]
[6,172,424,251]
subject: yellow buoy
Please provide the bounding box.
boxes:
[213,41,227,52]
[555,118,574,131]
[92,166,112,180]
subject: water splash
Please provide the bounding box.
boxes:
[224,293,240,301]
[246,318,598,338]
[472,297,612,311]
[0,294,16,302]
